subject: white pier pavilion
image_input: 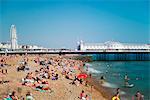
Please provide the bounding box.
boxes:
[78,41,150,51]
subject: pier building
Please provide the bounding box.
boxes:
[78,41,150,51]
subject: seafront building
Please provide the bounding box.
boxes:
[78,40,150,51]
[0,25,44,50]
[0,25,150,52]
[0,42,11,49]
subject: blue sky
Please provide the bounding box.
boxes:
[0,0,149,49]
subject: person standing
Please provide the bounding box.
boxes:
[124,74,129,86]
[132,91,144,100]
[112,92,120,100]
[79,90,86,100]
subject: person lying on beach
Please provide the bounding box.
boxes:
[34,79,50,90]
[22,73,36,86]
[22,79,34,86]
[41,71,49,79]
[39,61,46,66]
[51,73,59,80]
[0,69,8,74]
[65,73,73,80]
[17,65,26,72]
[0,80,9,84]
[22,71,50,88]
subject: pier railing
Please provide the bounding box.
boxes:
[0,49,149,54]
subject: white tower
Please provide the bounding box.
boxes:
[10,25,18,49]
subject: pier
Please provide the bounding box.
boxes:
[1,40,150,61]
[0,49,149,61]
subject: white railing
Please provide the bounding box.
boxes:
[0,49,150,54]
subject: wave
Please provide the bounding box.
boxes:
[120,91,126,95]
[101,82,118,88]
[85,63,92,67]
[87,67,102,74]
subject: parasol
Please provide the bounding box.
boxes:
[77,73,88,79]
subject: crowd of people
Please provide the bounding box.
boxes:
[1,54,92,100]
[3,90,35,100]
[111,88,144,100]
[0,54,145,100]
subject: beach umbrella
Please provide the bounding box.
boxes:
[77,73,88,79]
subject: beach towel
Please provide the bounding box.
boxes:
[3,97,12,100]
[81,97,86,100]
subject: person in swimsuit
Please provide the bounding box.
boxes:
[124,74,129,86]
[79,90,86,100]
[112,92,120,100]
[100,75,105,84]
[132,91,144,100]
[85,95,90,100]
[10,91,19,100]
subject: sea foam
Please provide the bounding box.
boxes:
[85,63,92,67]
[87,67,102,74]
[101,82,118,88]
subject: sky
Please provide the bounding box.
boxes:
[0,0,149,49]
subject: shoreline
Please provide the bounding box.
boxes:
[82,61,150,100]
[87,78,114,99]
[80,64,113,100]
[64,55,111,99]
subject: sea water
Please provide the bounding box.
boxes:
[85,61,150,100]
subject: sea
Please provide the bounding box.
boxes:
[84,61,150,100]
